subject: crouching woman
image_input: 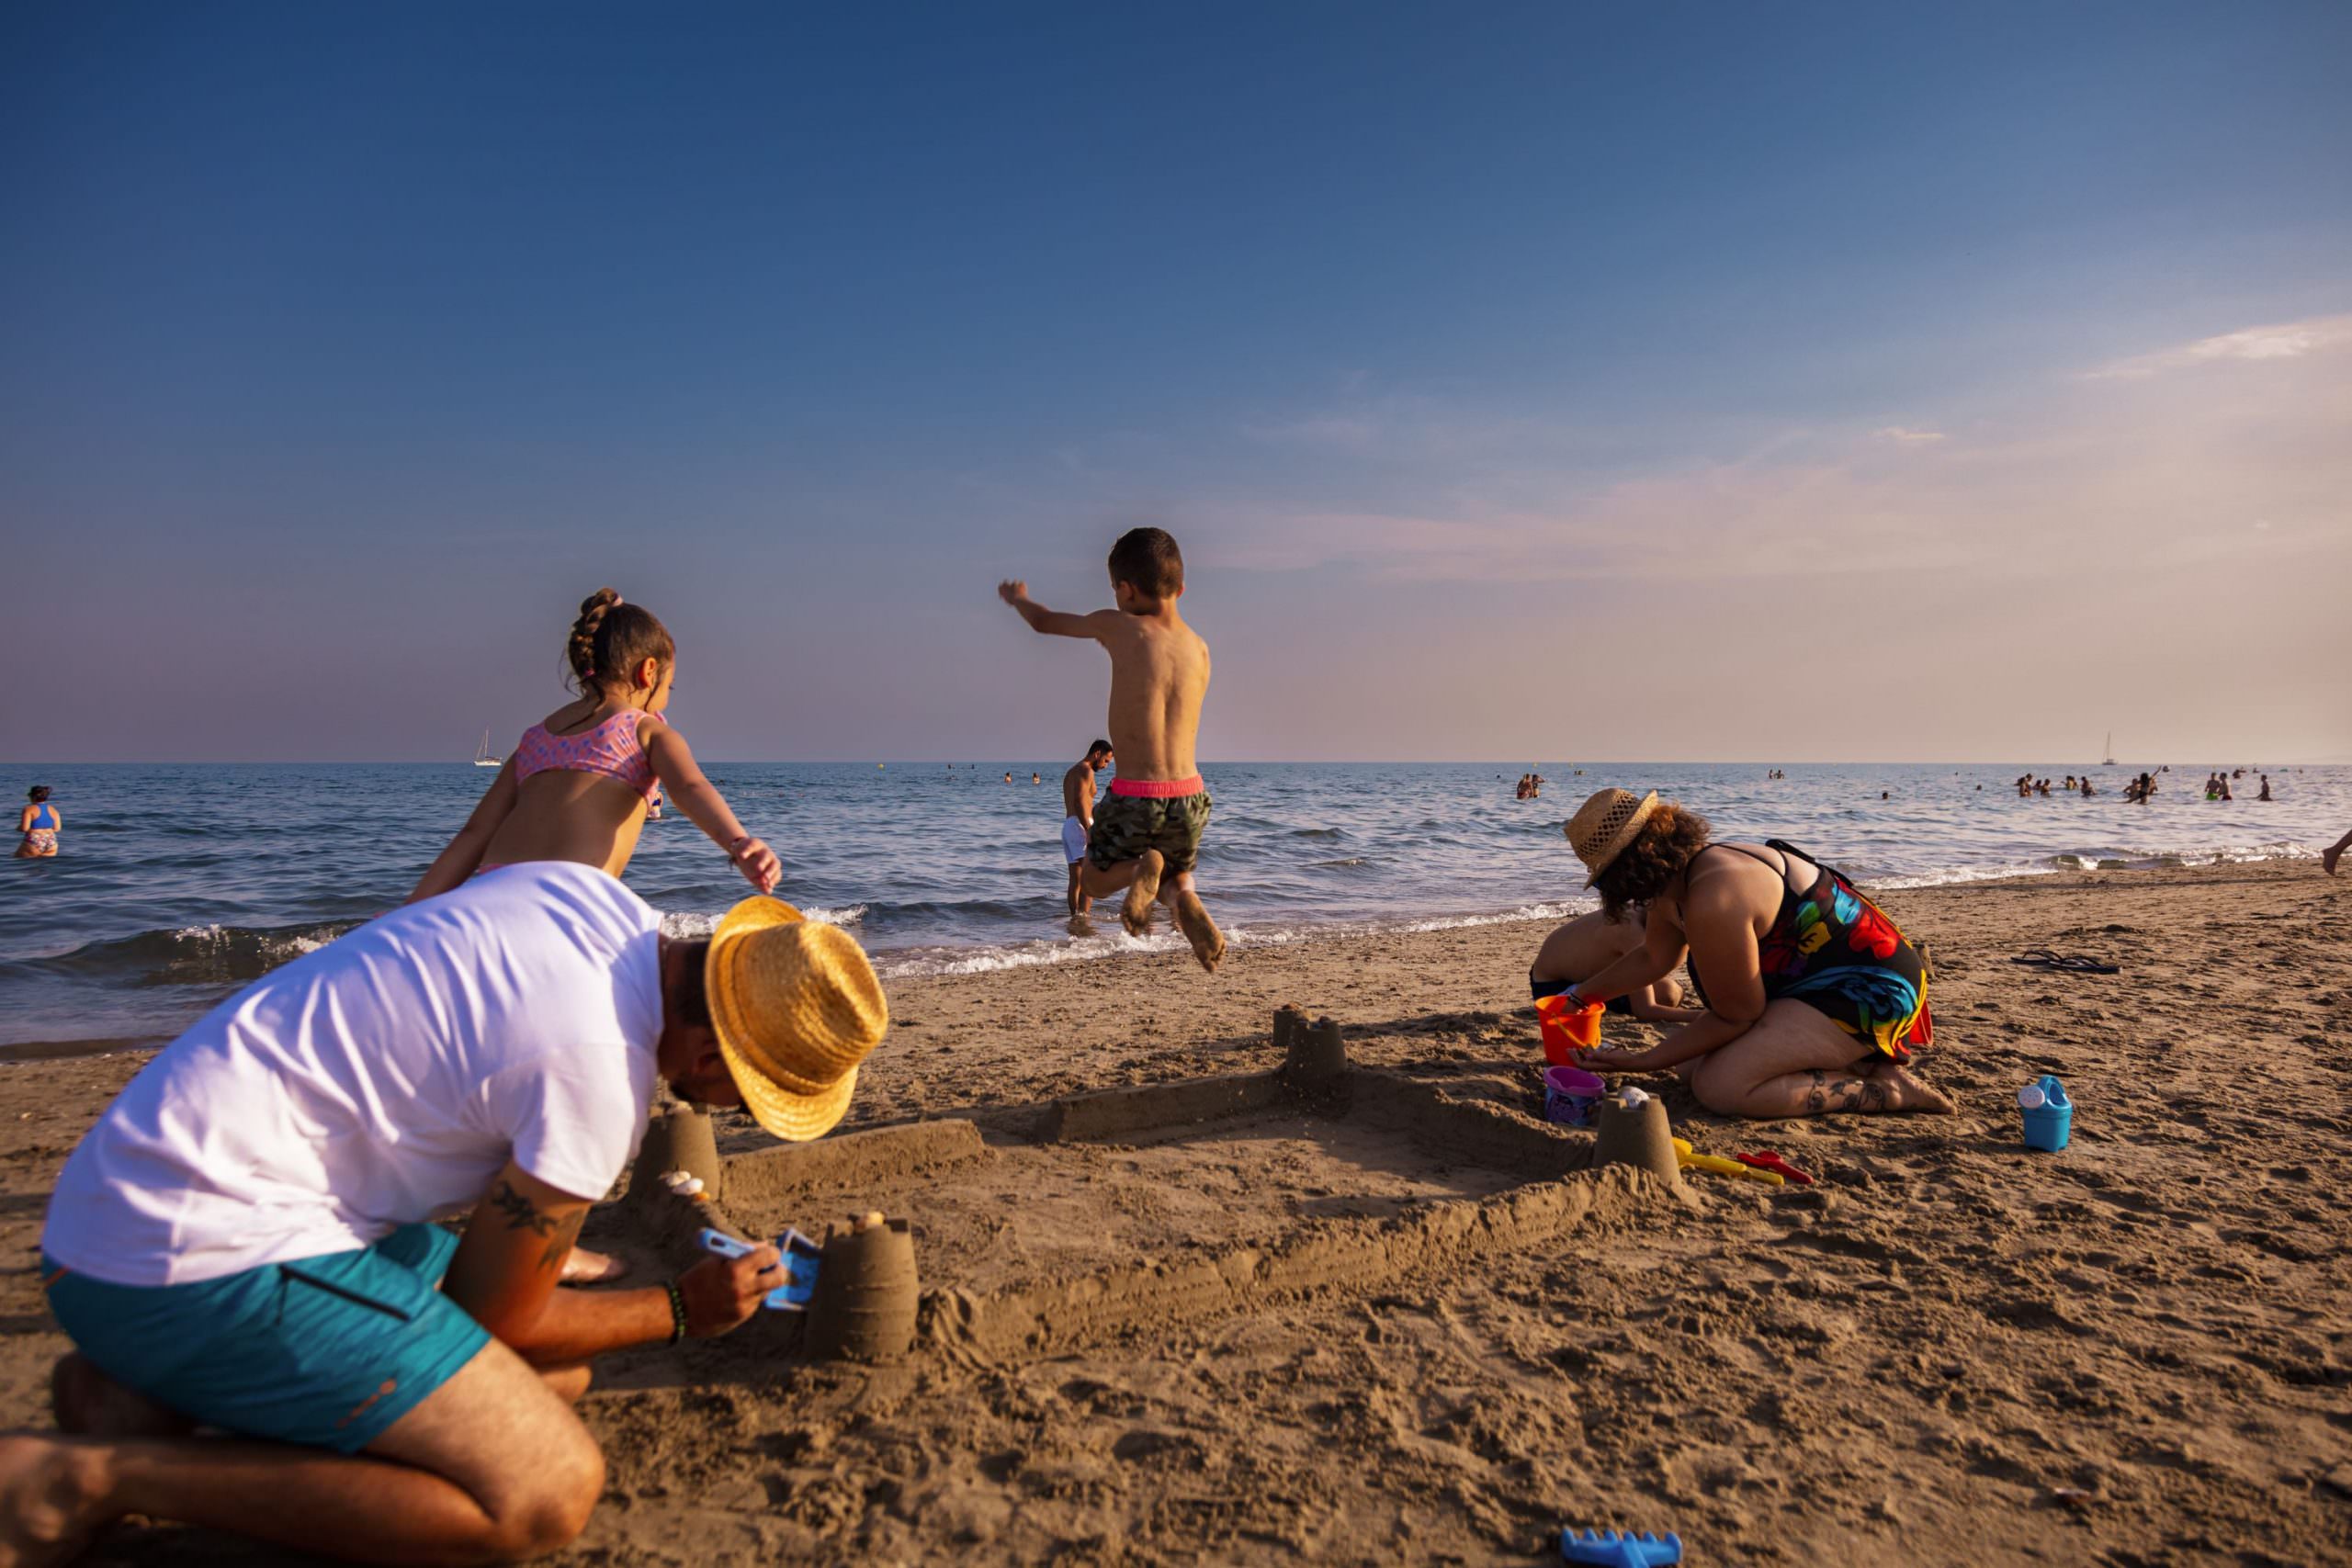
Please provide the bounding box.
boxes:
[1555,789,1955,1119]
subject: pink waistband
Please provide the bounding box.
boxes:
[1110,774,1204,799]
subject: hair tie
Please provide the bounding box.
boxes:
[582,667,595,678]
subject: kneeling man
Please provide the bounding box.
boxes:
[1,861,887,1565]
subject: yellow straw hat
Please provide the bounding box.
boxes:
[1563,787,1660,886]
[706,895,889,1143]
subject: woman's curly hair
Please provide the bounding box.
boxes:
[1592,802,1711,921]
[564,589,674,695]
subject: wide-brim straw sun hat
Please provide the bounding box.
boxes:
[707,894,889,1143]
[1563,787,1660,886]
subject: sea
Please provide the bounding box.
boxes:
[4,761,2342,1053]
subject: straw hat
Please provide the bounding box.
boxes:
[1563,787,1660,886]
[706,895,889,1143]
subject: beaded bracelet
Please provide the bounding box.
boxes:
[665,1279,689,1344]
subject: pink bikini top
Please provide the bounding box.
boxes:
[513,709,664,805]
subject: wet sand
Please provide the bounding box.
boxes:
[2,860,2346,1564]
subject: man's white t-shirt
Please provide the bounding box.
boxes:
[44,863,665,1288]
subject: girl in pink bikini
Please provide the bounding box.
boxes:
[407,589,782,903]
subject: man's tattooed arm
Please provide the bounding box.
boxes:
[488,1179,587,1270]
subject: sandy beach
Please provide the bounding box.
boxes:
[4,860,2346,1565]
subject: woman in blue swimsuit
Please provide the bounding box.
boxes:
[17,785,60,858]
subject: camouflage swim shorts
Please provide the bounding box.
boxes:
[1087,791,1212,875]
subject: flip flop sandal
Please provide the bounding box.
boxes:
[2007,951,2120,975]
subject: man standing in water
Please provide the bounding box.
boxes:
[1000,526,1225,971]
[1061,740,1114,918]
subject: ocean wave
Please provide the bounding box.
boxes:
[3,921,353,989]
[868,898,1593,981]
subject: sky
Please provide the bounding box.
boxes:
[4,2,2347,764]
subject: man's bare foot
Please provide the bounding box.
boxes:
[50,1356,188,1440]
[1120,852,1163,938]
[0,1435,110,1568]
[1171,891,1225,973]
[560,1247,628,1285]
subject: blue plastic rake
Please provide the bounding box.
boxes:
[1560,1527,1681,1567]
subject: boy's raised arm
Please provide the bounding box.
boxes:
[999,580,1109,639]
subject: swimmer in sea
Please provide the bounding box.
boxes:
[16,786,61,858]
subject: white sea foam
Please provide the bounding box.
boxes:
[660,903,866,942]
[865,898,1594,980]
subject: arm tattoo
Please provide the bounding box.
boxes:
[1806,1069,1827,1112]
[490,1179,560,1237]
[489,1179,584,1269]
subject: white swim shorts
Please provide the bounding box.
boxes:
[1060,816,1088,863]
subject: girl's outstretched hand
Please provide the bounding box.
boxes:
[729,836,782,895]
[1576,1044,1654,1070]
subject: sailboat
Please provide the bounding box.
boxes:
[2103,732,2116,766]
[473,729,502,768]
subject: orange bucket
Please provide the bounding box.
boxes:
[1535,993,1603,1066]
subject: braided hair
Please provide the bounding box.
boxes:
[565,589,675,694]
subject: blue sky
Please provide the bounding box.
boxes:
[5,2,2347,762]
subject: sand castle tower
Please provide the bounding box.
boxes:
[806,1216,921,1361]
[1278,1008,1347,1089]
[1590,1094,1682,1188]
[633,1104,723,1203]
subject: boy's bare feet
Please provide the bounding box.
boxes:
[1121,852,1163,937]
[1172,890,1226,973]
[0,1435,109,1568]
[51,1356,189,1440]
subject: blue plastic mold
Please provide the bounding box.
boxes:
[698,1226,824,1311]
[2021,1075,2073,1153]
[1561,1528,1682,1566]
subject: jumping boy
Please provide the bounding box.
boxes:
[1000,527,1224,971]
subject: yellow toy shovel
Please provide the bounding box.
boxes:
[1672,1137,1784,1185]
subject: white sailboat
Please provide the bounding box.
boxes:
[2103,732,2116,766]
[473,729,502,768]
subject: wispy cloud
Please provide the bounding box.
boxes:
[1194,311,2352,591]
[2086,311,2352,380]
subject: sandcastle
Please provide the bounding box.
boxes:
[626,1010,1683,1364]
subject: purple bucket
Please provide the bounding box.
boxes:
[1544,1065,1607,1127]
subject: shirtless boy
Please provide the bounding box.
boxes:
[1000,527,1224,971]
[1529,908,1690,1021]
[1061,740,1114,917]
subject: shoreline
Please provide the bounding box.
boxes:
[3,855,2330,1063]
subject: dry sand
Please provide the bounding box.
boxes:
[3,861,2347,1565]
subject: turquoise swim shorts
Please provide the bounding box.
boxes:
[42,1223,491,1454]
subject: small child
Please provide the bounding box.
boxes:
[1000,527,1225,971]
[408,589,781,903]
[1529,908,1688,1021]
